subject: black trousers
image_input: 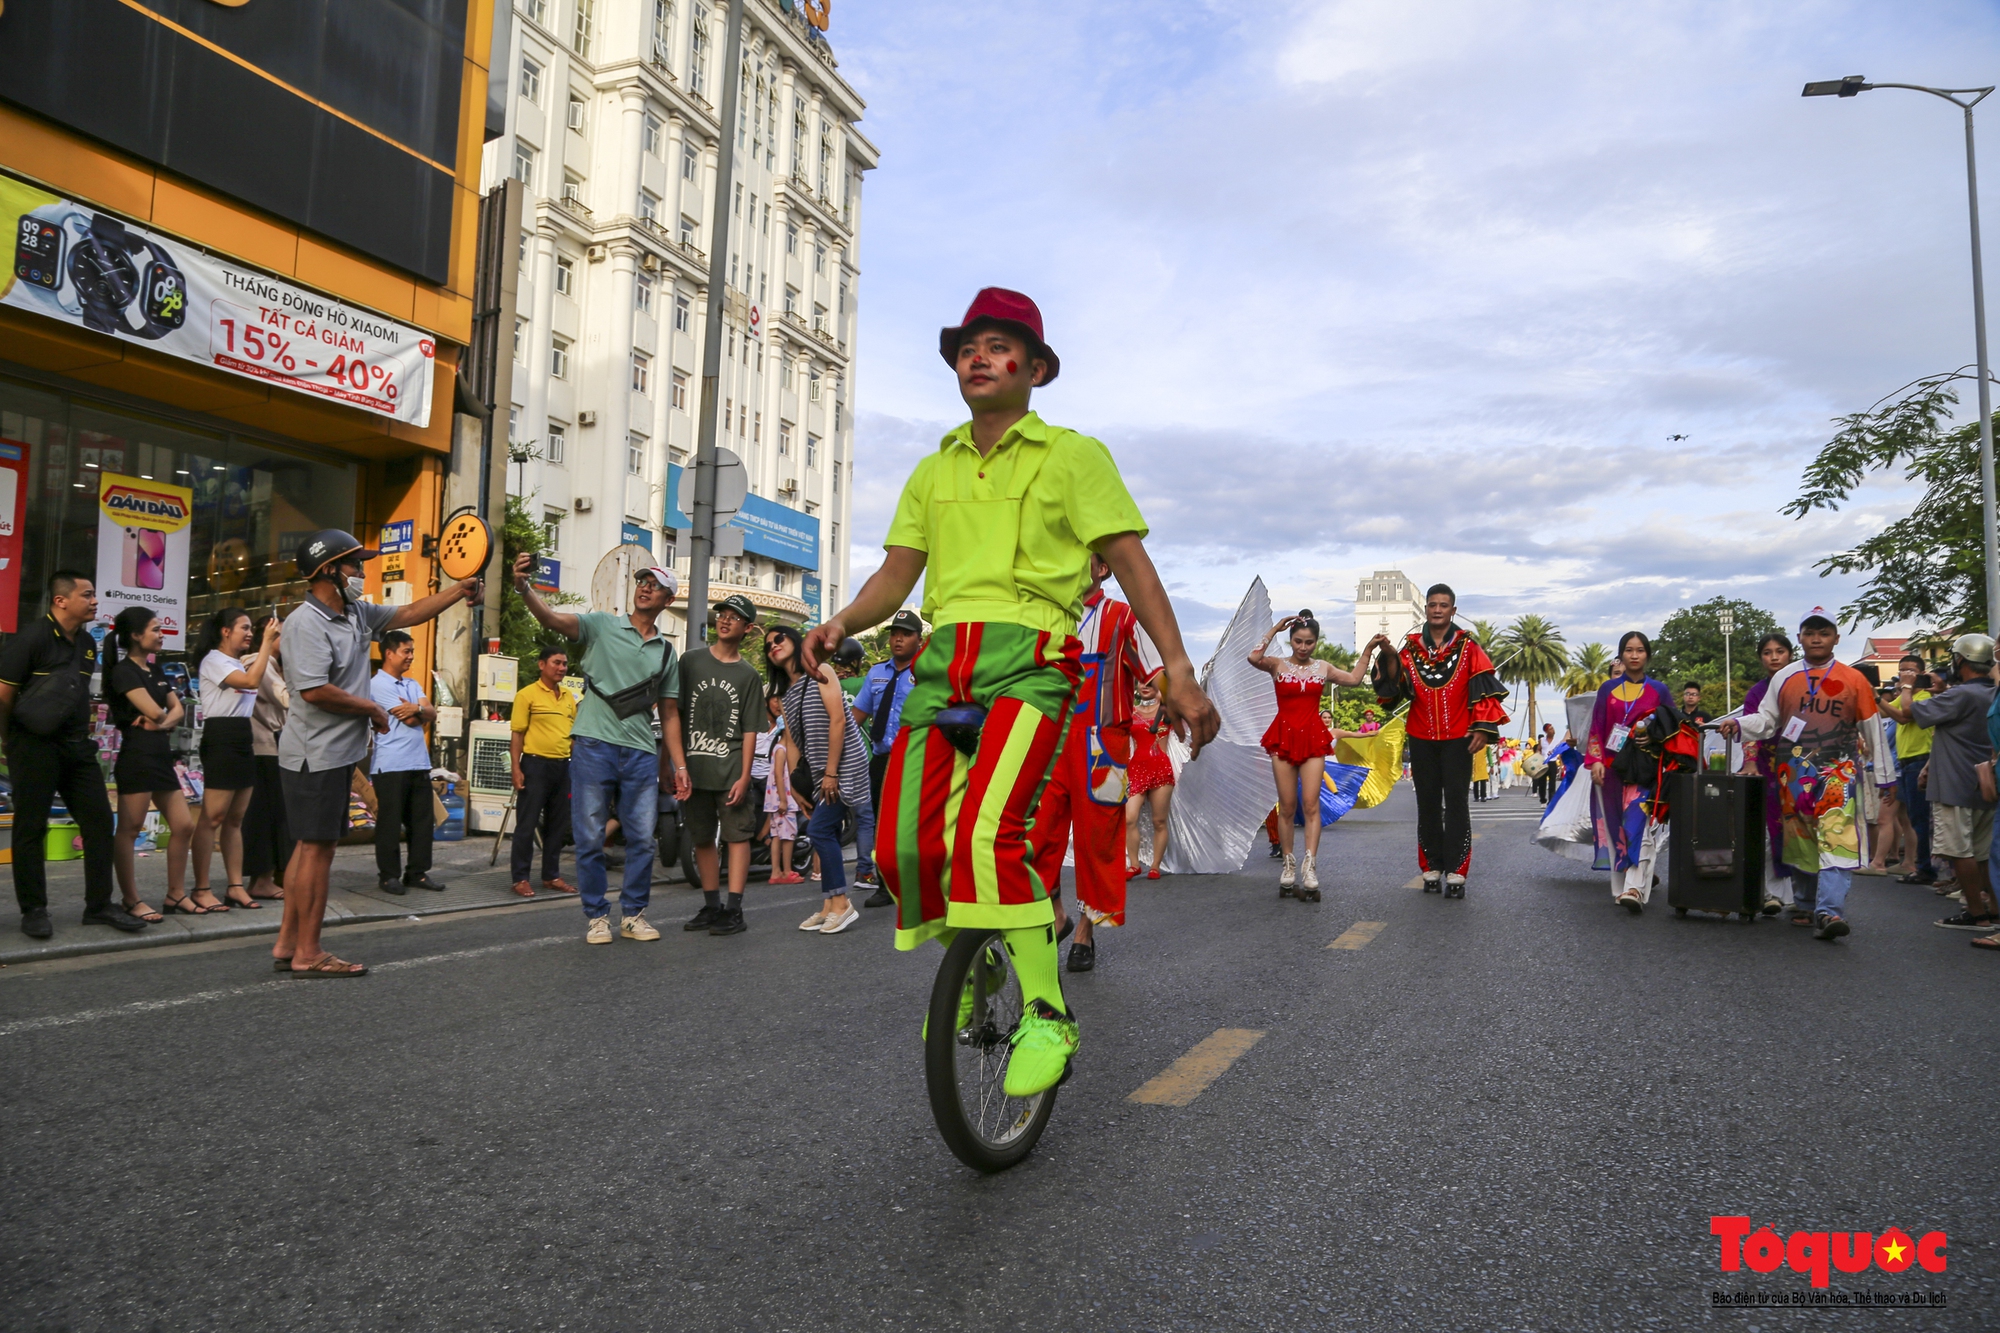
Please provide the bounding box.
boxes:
[8,732,115,914]
[373,769,434,881]
[1408,736,1475,878]
[869,749,890,815]
[511,755,571,883]
[243,754,295,883]
[1473,779,1489,801]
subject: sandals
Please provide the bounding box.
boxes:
[162,892,209,916]
[289,954,366,978]
[125,900,164,924]
[1970,934,2000,951]
[224,884,261,910]
[1146,868,1162,880]
[272,957,294,972]
[192,889,228,913]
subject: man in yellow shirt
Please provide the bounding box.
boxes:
[1891,652,1939,885]
[803,288,1218,1097]
[510,645,578,896]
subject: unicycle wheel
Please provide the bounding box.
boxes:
[923,927,1058,1172]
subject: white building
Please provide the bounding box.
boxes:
[481,0,877,641]
[1354,569,1423,648]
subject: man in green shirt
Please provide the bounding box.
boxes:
[512,552,689,944]
[679,594,767,937]
[803,287,1218,1098]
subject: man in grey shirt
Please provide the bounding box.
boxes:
[1887,634,1997,930]
[273,529,484,978]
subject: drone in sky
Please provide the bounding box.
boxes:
[1667,433,1690,442]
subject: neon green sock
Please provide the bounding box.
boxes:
[1001,924,1067,1016]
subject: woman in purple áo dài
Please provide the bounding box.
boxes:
[1584,631,1676,914]
[1737,632,1798,918]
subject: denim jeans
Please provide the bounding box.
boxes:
[1791,866,1852,919]
[852,799,877,882]
[1897,761,1935,877]
[809,795,848,897]
[570,735,659,920]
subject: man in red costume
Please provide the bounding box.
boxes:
[1031,552,1161,972]
[1370,583,1508,898]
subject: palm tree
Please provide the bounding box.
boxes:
[1560,642,1612,697]
[1492,614,1568,740]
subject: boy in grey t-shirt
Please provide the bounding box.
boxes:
[679,594,767,937]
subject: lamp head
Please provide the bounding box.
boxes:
[1802,76,1868,98]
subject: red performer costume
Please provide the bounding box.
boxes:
[1372,625,1507,892]
[1031,586,1160,927]
[1260,665,1336,764]
[1126,708,1175,796]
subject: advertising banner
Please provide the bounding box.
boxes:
[0,438,26,632]
[664,462,819,570]
[94,472,194,650]
[802,573,822,628]
[1,176,436,426]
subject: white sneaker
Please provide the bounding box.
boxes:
[799,908,829,931]
[819,905,860,934]
[1301,852,1319,891]
[1279,854,1297,889]
[619,913,661,941]
[585,916,613,945]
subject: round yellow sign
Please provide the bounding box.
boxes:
[438,514,493,582]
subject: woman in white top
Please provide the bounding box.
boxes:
[193,607,280,911]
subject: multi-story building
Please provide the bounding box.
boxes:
[482,0,877,640]
[1354,569,1424,648]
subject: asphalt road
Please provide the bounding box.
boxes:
[2,785,1993,1332]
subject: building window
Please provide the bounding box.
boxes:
[522,0,548,24]
[830,521,840,553]
[632,351,651,394]
[518,230,531,269]
[673,294,691,332]
[833,401,842,431]
[546,421,566,464]
[508,407,520,443]
[638,189,660,224]
[550,335,570,380]
[785,221,798,255]
[671,370,688,410]
[627,433,646,475]
[651,0,673,61]
[806,433,819,468]
[635,274,654,313]
[512,142,538,186]
[567,93,587,132]
[689,1,709,95]
[554,255,574,295]
[678,215,696,247]
[831,459,839,493]
[513,317,527,363]
[778,421,791,456]
[738,404,748,435]
[838,282,848,315]
[761,202,770,235]
[643,112,663,157]
[779,357,792,389]
[752,412,761,443]
[561,174,584,206]
[544,508,564,551]
[807,368,821,401]
[783,285,797,316]
[520,56,543,104]
[571,0,593,57]
[814,241,825,275]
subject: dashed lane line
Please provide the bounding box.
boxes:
[1128,1029,1266,1107]
[1327,921,1387,950]
[0,935,570,1037]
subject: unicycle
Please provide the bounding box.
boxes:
[923,926,1059,1173]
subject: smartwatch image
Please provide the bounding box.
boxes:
[68,214,186,339]
[13,213,63,292]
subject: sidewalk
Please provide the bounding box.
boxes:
[1,833,705,966]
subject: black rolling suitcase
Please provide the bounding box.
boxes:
[1665,772,1764,919]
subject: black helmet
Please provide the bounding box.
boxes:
[832,638,867,667]
[294,529,379,580]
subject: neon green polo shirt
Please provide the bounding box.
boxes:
[1897,689,1933,759]
[883,411,1146,637]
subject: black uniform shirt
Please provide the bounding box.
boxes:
[0,613,99,742]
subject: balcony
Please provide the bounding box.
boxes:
[554,192,594,223]
[675,236,708,267]
[647,51,679,84]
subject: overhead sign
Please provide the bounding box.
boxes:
[666,461,817,570]
[1,176,437,426]
[94,471,194,649]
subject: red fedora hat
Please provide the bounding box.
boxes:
[938,287,1059,384]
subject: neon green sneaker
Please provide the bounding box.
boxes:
[922,949,998,1041]
[1004,1002,1080,1097]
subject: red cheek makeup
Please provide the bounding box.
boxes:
[1005,360,1018,374]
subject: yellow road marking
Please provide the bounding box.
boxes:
[1128,1029,1266,1107]
[1327,921,1387,950]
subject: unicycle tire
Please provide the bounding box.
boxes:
[923,927,1058,1173]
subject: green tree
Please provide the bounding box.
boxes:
[1469,618,1500,649]
[1784,371,1992,632]
[1560,642,1612,696]
[1491,614,1568,739]
[1649,597,1778,691]
[498,494,583,677]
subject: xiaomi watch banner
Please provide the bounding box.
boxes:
[1,177,435,427]
[95,472,195,651]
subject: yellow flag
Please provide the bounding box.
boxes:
[1336,712,1407,809]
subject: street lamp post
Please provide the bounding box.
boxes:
[1805,75,1999,636]
[1718,607,1735,714]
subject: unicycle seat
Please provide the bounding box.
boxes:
[933,703,988,756]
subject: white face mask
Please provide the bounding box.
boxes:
[345,574,367,600]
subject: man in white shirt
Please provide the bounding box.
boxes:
[370,630,440,895]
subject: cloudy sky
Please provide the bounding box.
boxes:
[829,0,1997,665]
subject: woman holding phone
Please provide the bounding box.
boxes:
[193,607,280,911]
[103,606,198,919]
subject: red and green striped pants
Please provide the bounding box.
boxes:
[877,622,1082,950]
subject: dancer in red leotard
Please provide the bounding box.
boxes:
[1123,679,1176,879]
[1248,611,1389,901]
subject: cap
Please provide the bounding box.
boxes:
[635,565,679,596]
[889,609,925,635]
[939,287,1060,384]
[294,529,378,579]
[714,593,758,624]
[1798,606,1838,630]
[1952,632,1996,667]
